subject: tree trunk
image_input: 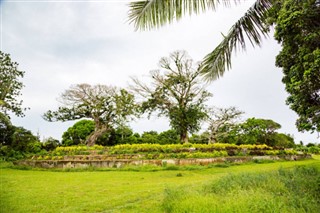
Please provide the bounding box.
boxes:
[208,133,217,144]
[86,125,108,146]
[180,131,188,144]
[208,125,220,144]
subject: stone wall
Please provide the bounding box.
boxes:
[14,154,311,169]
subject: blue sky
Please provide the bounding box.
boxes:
[1,0,318,143]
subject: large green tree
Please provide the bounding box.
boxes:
[131,51,212,143]
[0,51,27,117]
[272,0,320,132]
[238,118,281,145]
[44,84,137,146]
[128,0,320,133]
[216,117,295,147]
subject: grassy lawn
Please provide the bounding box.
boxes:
[1,157,319,213]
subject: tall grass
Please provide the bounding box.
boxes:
[162,165,320,213]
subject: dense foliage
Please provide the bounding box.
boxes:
[216,117,295,148]
[31,142,303,161]
[109,143,272,154]
[271,0,320,132]
[58,116,295,148]
[0,51,27,117]
[61,119,180,146]
[0,123,52,160]
[62,120,95,146]
[0,113,13,146]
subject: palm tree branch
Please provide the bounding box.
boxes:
[200,0,273,81]
[128,0,237,30]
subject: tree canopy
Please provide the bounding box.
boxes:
[0,51,27,117]
[272,0,320,132]
[131,50,212,143]
[44,84,137,146]
[215,117,295,147]
[62,119,95,146]
[239,118,281,145]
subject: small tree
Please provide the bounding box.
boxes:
[238,118,282,145]
[139,131,159,144]
[0,51,27,117]
[207,107,244,143]
[132,50,212,143]
[157,129,179,144]
[61,120,95,146]
[272,133,295,148]
[10,126,41,153]
[44,84,137,146]
[42,137,60,151]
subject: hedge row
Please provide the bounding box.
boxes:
[29,143,301,160]
[108,143,272,154]
[31,149,298,161]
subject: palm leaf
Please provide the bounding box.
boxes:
[128,0,238,30]
[199,0,273,80]
[128,0,276,82]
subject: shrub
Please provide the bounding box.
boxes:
[308,146,320,154]
[42,137,60,151]
[35,143,300,161]
[61,120,94,146]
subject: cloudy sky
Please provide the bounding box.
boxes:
[1,0,318,143]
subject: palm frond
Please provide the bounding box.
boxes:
[200,0,274,81]
[128,0,238,30]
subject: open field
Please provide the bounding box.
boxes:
[1,156,320,213]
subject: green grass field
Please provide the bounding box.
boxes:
[1,157,320,213]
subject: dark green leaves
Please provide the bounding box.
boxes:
[0,51,27,117]
[273,0,320,132]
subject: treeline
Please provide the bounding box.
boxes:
[0,116,59,160]
[60,118,296,148]
[1,117,320,161]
